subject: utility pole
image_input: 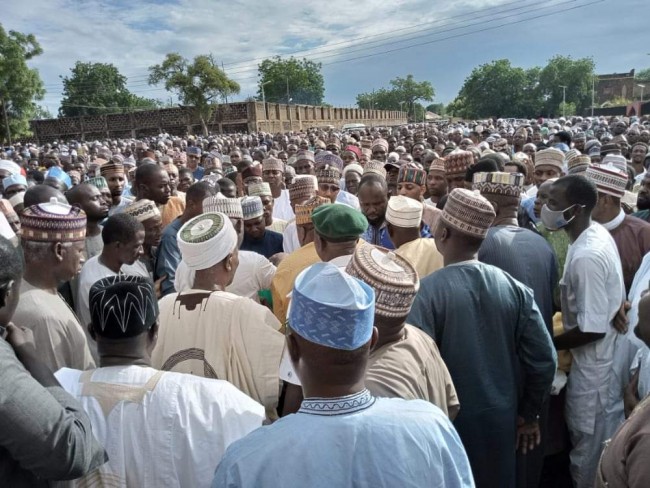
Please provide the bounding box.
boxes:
[221,61,228,104]
[559,85,567,117]
[591,76,595,117]
[286,77,292,131]
[1,99,11,145]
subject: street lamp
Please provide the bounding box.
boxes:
[559,85,567,117]
[260,80,271,119]
[638,84,646,102]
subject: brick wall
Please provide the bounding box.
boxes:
[28,102,408,143]
[596,70,636,104]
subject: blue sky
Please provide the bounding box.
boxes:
[4,0,648,115]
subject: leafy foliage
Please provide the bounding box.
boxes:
[60,62,160,117]
[149,53,240,134]
[0,24,45,142]
[256,57,324,105]
[356,75,434,121]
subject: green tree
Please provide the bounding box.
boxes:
[356,75,435,120]
[257,57,324,105]
[149,53,240,135]
[33,105,53,119]
[538,55,595,116]
[426,103,446,116]
[60,62,161,117]
[636,68,650,83]
[557,101,577,117]
[449,59,541,119]
[0,25,45,143]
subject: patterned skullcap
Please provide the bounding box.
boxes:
[201,174,221,189]
[472,172,524,198]
[241,196,264,220]
[316,165,341,185]
[567,155,592,175]
[314,152,344,170]
[346,243,419,318]
[586,164,628,198]
[202,196,243,219]
[295,150,315,163]
[99,160,125,177]
[371,138,389,152]
[124,199,160,223]
[363,160,387,178]
[262,157,284,173]
[564,149,581,165]
[247,182,272,197]
[600,143,619,156]
[223,165,237,177]
[177,212,237,271]
[344,145,361,159]
[289,176,317,202]
[45,166,72,190]
[0,160,21,176]
[440,188,496,239]
[601,154,628,173]
[295,195,330,225]
[534,148,564,171]
[186,146,201,156]
[326,136,341,149]
[3,174,27,190]
[385,195,423,228]
[428,158,446,174]
[289,262,375,350]
[397,163,426,186]
[444,150,473,177]
[89,275,158,338]
[21,199,87,242]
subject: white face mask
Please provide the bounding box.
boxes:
[540,203,582,231]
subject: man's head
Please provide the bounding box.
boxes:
[358,174,388,228]
[346,242,419,332]
[164,163,180,195]
[89,275,158,358]
[637,173,650,211]
[426,159,448,199]
[248,182,274,226]
[294,152,315,175]
[289,176,317,212]
[186,146,201,169]
[184,181,217,220]
[371,139,389,162]
[311,204,367,262]
[0,235,23,327]
[295,196,330,247]
[397,164,426,201]
[135,164,171,205]
[434,188,496,257]
[124,199,162,247]
[385,195,423,248]
[203,196,245,247]
[101,213,145,266]
[2,174,27,201]
[286,262,377,390]
[444,151,473,191]
[177,212,240,288]
[473,171,524,219]
[241,196,266,240]
[100,160,127,200]
[262,157,285,192]
[343,164,363,196]
[178,167,195,193]
[316,165,341,204]
[631,142,649,167]
[533,178,558,219]
[635,293,650,349]
[66,183,109,223]
[585,164,627,223]
[20,201,87,284]
[542,175,598,232]
[533,148,564,188]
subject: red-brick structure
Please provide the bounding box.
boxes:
[596,70,636,104]
[28,102,407,143]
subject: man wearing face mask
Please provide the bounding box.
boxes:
[543,175,626,488]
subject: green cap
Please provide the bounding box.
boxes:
[312,204,368,241]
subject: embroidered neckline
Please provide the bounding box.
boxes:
[299,389,375,416]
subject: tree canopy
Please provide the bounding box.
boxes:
[257,57,324,106]
[149,53,240,134]
[60,62,160,117]
[0,24,45,143]
[356,75,435,121]
[448,55,595,119]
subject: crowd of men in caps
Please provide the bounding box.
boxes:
[1,115,650,488]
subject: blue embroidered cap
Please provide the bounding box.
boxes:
[289,262,375,350]
[45,166,72,189]
[2,173,27,190]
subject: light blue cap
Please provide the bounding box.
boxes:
[45,166,72,189]
[3,174,27,189]
[289,262,375,350]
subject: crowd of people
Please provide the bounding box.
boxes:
[1,113,650,487]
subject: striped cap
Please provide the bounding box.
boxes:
[289,176,317,202]
[472,171,524,198]
[295,195,330,225]
[99,160,125,177]
[586,164,628,198]
[428,158,446,173]
[241,196,264,220]
[363,160,387,178]
[124,199,160,223]
[567,155,592,175]
[385,195,423,228]
[202,196,243,219]
[262,157,285,173]
[440,188,495,238]
[397,163,426,186]
[21,199,87,242]
[247,182,272,197]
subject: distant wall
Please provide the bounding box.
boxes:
[28,102,408,143]
[596,70,636,104]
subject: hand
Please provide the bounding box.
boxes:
[5,323,36,356]
[516,416,540,454]
[613,301,631,334]
[154,275,167,299]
